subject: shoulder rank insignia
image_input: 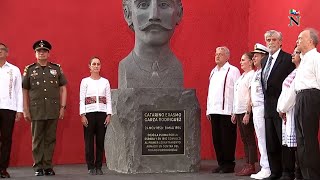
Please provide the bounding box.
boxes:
[50,62,64,74]
[23,63,36,76]
[49,62,61,67]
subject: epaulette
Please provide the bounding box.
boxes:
[23,63,36,76]
[49,62,61,67]
[50,62,64,74]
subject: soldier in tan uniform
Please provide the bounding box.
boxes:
[22,40,67,176]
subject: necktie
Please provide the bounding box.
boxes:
[151,61,160,84]
[263,56,273,88]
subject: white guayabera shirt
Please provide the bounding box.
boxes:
[0,61,23,112]
[206,62,240,116]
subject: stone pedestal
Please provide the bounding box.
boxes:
[105,88,201,173]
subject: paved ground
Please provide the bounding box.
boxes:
[8,160,255,180]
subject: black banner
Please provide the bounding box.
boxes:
[142,110,185,155]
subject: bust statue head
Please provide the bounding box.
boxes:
[122,0,183,46]
[119,0,184,88]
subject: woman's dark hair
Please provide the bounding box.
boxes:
[89,56,100,65]
[243,52,253,60]
[243,52,254,68]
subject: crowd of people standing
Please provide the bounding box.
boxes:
[207,28,320,180]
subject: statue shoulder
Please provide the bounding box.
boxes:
[172,56,182,64]
[170,55,183,68]
[119,53,134,65]
[119,52,135,70]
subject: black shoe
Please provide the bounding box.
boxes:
[211,166,222,173]
[96,168,103,175]
[219,166,235,173]
[279,175,294,180]
[44,168,55,176]
[263,173,282,180]
[294,178,303,180]
[35,169,44,176]
[294,176,303,180]
[88,169,96,175]
[0,169,10,178]
[279,172,294,180]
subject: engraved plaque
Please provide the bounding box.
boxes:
[142,110,185,155]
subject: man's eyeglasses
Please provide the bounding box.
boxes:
[292,51,301,56]
[0,48,8,52]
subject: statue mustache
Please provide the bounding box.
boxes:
[139,22,173,31]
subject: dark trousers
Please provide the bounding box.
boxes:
[282,146,296,178]
[295,151,303,179]
[265,114,283,176]
[83,112,107,170]
[0,109,16,170]
[236,113,257,164]
[31,119,58,170]
[210,114,237,168]
[294,89,320,180]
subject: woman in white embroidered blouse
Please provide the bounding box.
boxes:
[79,57,112,175]
[277,46,302,179]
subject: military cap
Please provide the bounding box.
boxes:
[33,40,52,51]
[251,43,269,54]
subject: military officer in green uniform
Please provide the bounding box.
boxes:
[22,40,67,176]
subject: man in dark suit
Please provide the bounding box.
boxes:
[261,30,295,180]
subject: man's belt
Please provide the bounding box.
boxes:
[296,88,320,94]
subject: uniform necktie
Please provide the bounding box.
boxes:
[263,56,273,88]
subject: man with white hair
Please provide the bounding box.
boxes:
[206,46,240,174]
[261,30,295,180]
[294,28,320,180]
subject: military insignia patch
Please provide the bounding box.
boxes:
[31,70,38,77]
[50,69,57,76]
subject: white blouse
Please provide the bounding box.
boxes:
[0,61,23,112]
[79,77,112,115]
[233,70,254,114]
[277,69,297,147]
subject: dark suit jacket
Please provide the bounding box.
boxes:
[261,50,295,118]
